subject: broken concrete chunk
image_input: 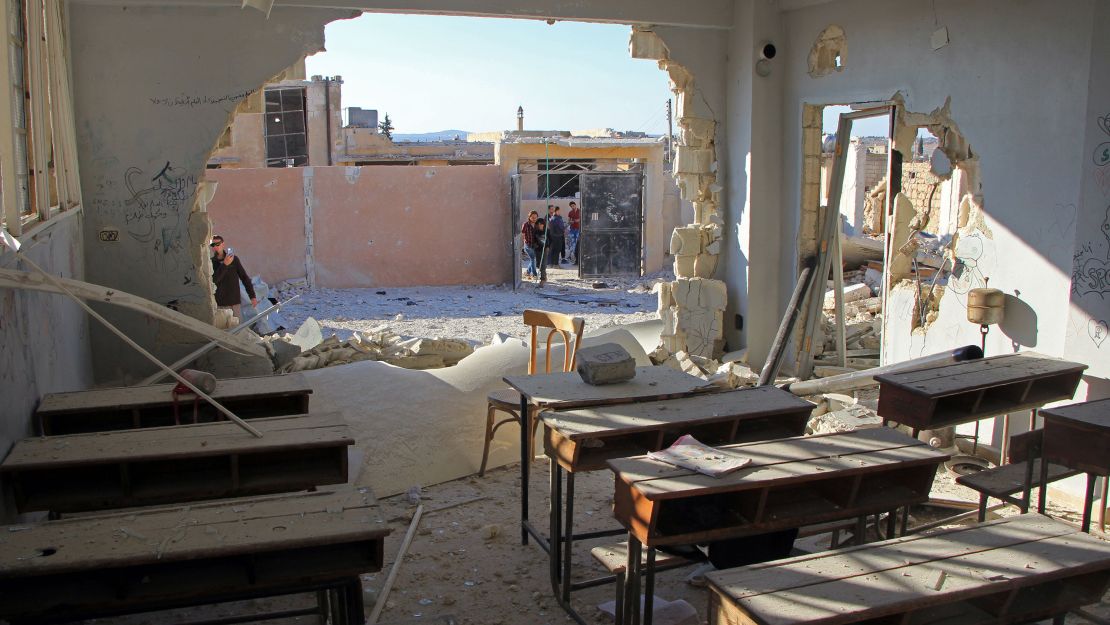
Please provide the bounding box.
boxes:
[823,283,872,309]
[267,337,302,370]
[290,317,323,351]
[409,337,475,366]
[576,343,636,385]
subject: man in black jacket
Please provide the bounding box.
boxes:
[210,235,257,321]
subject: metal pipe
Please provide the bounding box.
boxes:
[759,257,816,386]
[783,345,983,397]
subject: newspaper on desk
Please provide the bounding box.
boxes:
[647,434,752,478]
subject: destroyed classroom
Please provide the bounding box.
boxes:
[2,1,1110,625]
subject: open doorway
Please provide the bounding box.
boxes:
[796,102,894,377]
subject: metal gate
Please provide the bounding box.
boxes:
[578,171,644,278]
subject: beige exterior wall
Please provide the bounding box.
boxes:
[206,165,509,288]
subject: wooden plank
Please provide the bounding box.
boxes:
[725,527,1110,625]
[1040,398,1110,429]
[0,0,22,233]
[708,514,1077,600]
[504,366,711,409]
[539,386,813,440]
[0,488,385,579]
[608,428,926,491]
[24,0,50,222]
[2,415,350,469]
[956,460,1079,497]
[875,352,1086,397]
[0,268,268,357]
[37,374,312,415]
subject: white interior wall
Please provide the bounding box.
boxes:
[0,211,93,521]
[776,0,1094,367]
[1066,0,1110,396]
[69,4,355,381]
[719,0,787,365]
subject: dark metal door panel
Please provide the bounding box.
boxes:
[579,172,643,278]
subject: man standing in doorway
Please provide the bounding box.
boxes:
[566,200,581,265]
[548,205,566,265]
[210,235,257,321]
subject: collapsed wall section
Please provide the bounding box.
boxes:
[630,27,726,359]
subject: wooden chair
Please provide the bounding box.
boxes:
[478,309,585,477]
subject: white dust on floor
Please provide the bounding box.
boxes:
[278,267,668,345]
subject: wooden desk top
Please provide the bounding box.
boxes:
[0,488,385,579]
[504,366,710,409]
[1040,398,1110,429]
[36,374,312,415]
[874,352,1085,397]
[705,514,1110,625]
[608,427,945,501]
[540,386,813,441]
[1,414,351,470]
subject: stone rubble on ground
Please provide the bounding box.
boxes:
[277,324,475,373]
[818,264,884,367]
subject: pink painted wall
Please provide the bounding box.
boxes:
[204,165,510,288]
[206,168,307,285]
[312,166,509,287]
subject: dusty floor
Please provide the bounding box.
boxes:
[278,265,667,346]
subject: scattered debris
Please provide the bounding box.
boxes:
[278,325,474,373]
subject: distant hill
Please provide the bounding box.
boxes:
[392,129,471,142]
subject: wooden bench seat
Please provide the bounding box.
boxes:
[706,514,1110,625]
[956,429,1081,522]
[1,414,352,513]
[0,488,387,625]
[35,373,313,435]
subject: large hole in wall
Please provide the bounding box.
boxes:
[193,13,682,323]
[797,97,985,372]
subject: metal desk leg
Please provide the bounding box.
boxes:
[886,509,897,539]
[344,577,365,625]
[549,457,563,597]
[977,494,988,523]
[1082,473,1096,533]
[563,470,575,603]
[643,548,656,625]
[521,395,531,545]
[855,515,867,545]
[625,536,642,625]
[1038,456,1050,515]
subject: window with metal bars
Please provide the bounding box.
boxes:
[263,87,308,167]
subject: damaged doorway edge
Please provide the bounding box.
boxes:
[796,93,990,378]
[630,26,728,361]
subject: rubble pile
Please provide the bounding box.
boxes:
[813,263,884,376]
[274,323,474,374]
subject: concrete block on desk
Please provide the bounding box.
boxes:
[576,343,636,385]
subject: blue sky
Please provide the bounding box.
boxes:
[306,14,673,134]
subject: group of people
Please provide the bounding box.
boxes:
[520,202,581,282]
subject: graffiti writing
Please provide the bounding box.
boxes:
[149,88,255,109]
[1090,318,1108,348]
[1094,142,1110,167]
[1071,205,1110,299]
[946,232,988,299]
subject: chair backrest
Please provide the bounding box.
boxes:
[523,309,585,375]
[1008,428,1044,464]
